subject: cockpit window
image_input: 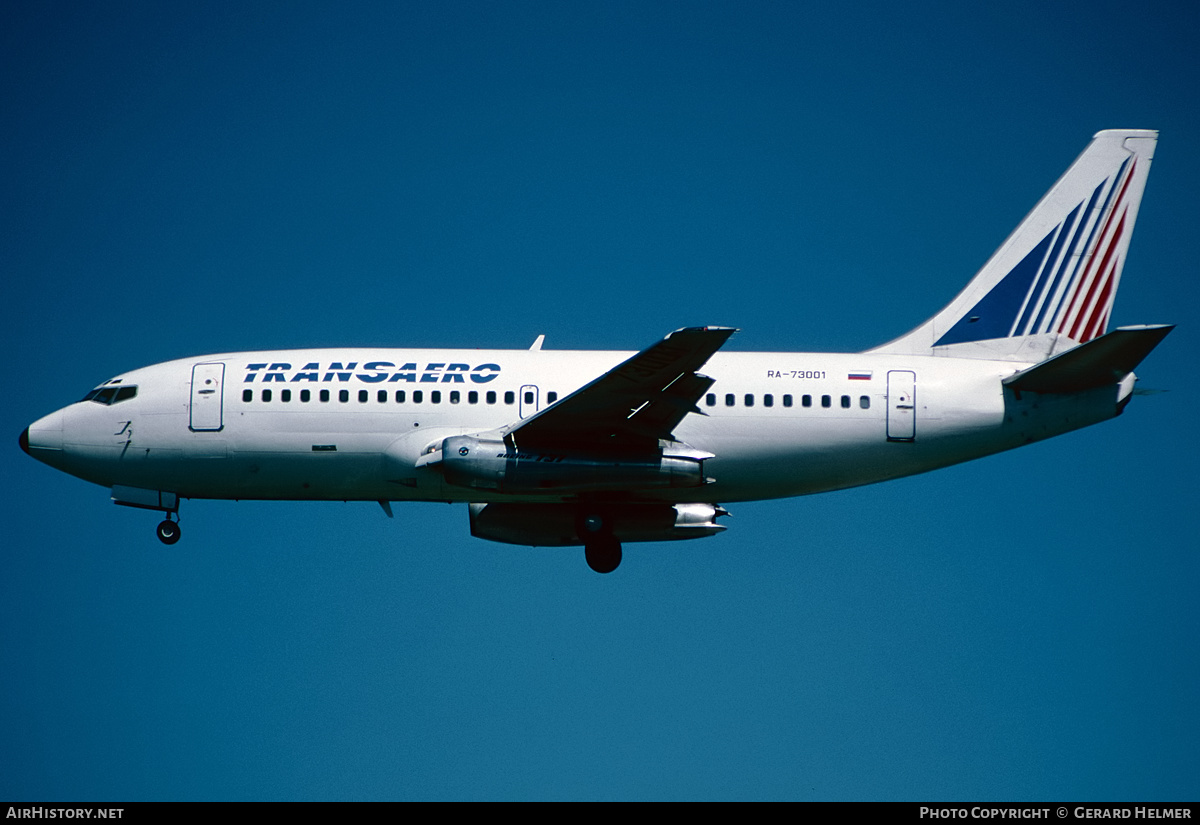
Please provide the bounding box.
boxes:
[82,386,138,405]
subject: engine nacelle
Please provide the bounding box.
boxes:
[469,502,728,546]
[434,435,711,493]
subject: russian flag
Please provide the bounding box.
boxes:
[848,371,872,381]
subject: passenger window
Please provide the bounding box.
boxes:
[395,390,406,403]
[504,391,515,405]
[547,392,558,404]
[486,391,496,404]
[413,390,423,403]
[301,389,311,402]
[339,390,349,403]
[450,391,460,404]
[262,389,272,402]
[706,393,716,407]
[744,394,754,407]
[841,395,851,409]
[802,395,812,407]
[783,394,793,408]
[358,390,368,403]
[320,389,330,403]
[860,395,871,409]
[281,389,291,402]
[725,393,735,407]
[468,391,478,404]
[243,389,253,403]
[821,395,831,408]
[764,394,773,408]
[432,391,442,404]
[523,391,533,405]
[377,390,387,403]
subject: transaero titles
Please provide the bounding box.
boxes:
[919,809,1192,820]
[242,361,502,385]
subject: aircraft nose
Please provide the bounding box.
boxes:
[23,409,65,455]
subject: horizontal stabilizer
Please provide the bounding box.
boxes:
[1003,324,1173,394]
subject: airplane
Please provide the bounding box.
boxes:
[20,129,1173,573]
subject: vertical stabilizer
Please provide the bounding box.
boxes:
[871,130,1157,357]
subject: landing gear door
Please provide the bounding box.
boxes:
[887,370,916,442]
[190,363,226,432]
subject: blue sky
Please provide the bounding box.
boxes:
[4,0,1198,801]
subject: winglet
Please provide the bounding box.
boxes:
[530,334,545,351]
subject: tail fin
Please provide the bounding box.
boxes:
[871,129,1157,358]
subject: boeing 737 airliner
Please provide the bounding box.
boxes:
[21,130,1172,572]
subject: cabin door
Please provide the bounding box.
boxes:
[886,370,916,442]
[190,363,226,432]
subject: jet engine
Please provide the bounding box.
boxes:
[468,501,728,546]
[429,435,712,494]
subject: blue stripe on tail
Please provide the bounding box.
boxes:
[934,230,1055,346]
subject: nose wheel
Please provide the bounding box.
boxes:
[156,517,181,545]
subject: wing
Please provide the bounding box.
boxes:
[502,326,736,453]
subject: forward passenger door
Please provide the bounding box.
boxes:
[190,363,226,432]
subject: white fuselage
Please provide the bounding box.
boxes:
[24,346,1126,506]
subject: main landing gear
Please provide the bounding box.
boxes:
[579,512,622,573]
[584,536,622,574]
[156,515,181,545]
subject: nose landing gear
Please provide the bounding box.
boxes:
[156,516,181,545]
[110,486,183,546]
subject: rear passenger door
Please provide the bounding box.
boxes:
[886,370,916,442]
